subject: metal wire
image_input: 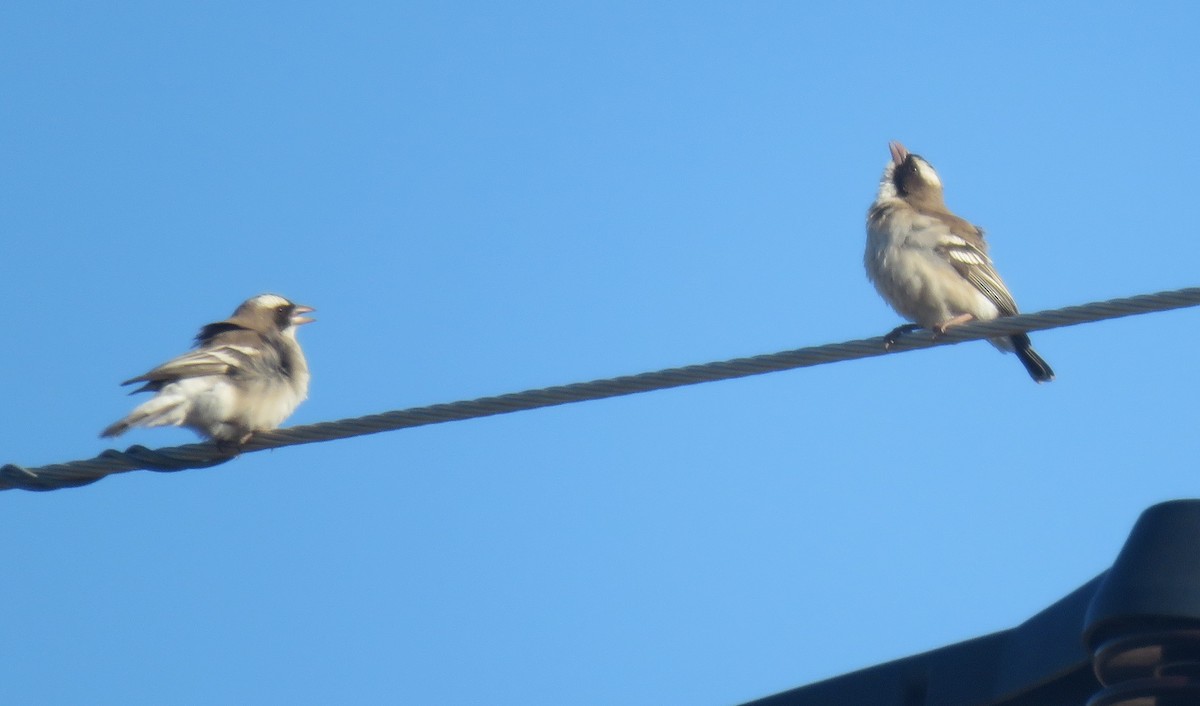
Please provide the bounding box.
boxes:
[5,286,1199,492]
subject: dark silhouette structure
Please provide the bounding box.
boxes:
[740,500,1200,706]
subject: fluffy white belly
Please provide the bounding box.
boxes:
[169,375,307,439]
[867,239,999,328]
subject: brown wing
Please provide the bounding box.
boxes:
[927,213,1021,317]
[121,327,267,392]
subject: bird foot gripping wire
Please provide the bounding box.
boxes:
[883,313,978,350]
[882,324,922,350]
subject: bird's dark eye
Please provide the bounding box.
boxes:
[274,304,293,328]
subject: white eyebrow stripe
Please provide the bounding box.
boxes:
[250,294,291,309]
[914,158,942,187]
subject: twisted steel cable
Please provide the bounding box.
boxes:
[4,286,1199,492]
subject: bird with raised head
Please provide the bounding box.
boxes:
[865,141,1054,383]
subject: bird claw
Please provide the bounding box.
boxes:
[883,324,922,350]
[933,313,975,339]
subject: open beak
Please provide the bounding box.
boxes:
[291,305,315,326]
[889,141,908,166]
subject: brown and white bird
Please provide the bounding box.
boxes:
[101,294,314,443]
[865,141,1054,382]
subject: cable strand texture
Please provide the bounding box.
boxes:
[5,287,1199,492]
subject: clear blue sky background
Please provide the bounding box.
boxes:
[3,3,1199,704]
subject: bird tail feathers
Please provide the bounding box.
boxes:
[1011,334,1055,383]
[99,396,188,438]
[99,419,132,438]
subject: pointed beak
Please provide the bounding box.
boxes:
[291,305,315,325]
[889,141,908,166]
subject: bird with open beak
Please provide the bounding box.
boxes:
[865,141,1054,382]
[101,293,315,444]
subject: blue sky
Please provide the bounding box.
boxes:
[3,2,1199,704]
